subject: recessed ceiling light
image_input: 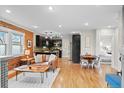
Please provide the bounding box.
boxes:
[58,25,62,28]
[71,32,80,34]
[72,32,76,34]
[33,25,38,28]
[48,6,53,11]
[5,9,11,13]
[84,22,89,26]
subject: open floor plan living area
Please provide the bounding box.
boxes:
[0,5,124,88]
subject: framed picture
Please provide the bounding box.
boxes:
[27,40,32,48]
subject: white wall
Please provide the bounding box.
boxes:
[96,28,114,56]
[62,34,72,58]
[112,28,121,71]
[113,6,124,88]
[121,6,124,88]
[112,8,123,71]
[81,30,96,55]
[62,30,96,58]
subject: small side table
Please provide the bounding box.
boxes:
[20,58,34,65]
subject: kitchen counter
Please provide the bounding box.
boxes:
[34,50,62,58]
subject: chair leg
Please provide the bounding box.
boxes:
[91,65,93,69]
[91,63,94,69]
[98,63,101,69]
[81,65,83,68]
[53,69,55,73]
[88,64,90,68]
[80,62,84,68]
[86,63,88,68]
[81,62,89,68]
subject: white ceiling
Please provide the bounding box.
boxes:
[0,5,122,35]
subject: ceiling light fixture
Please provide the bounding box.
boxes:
[5,9,11,13]
[48,6,53,11]
[42,32,61,39]
[84,22,89,26]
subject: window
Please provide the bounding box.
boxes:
[0,32,7,56]
[12,33,24,55]
[0,27,24,56]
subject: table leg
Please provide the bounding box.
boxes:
[27,60,29,65]
[23,72,25,76]
[46,72,48,78]
[41,72,44,83]
[16,71,18,81]
[41,73,42,83]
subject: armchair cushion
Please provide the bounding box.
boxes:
[48,54,56,62]
[40,62,49,65]
[105,74,121,88]
[34,54,58,69]
[42,54,46,62]
[46,55,50,62]
[34,54,42,63]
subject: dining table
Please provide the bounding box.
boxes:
[81,54,97,63]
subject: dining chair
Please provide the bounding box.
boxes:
[92,56,101,69]
[80,59,88,68]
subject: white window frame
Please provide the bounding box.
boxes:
[0,26,25,56]
[0,31,7,56]
[11,31,24,56]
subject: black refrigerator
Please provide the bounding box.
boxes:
[72,34,81,63]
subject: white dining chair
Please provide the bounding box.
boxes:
[92,56,101,69]
[80,59,88,68]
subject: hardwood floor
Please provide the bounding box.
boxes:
[52,58,117,88]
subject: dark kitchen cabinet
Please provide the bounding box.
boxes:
[36,35,42,47]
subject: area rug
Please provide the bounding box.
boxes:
[8,68,60,88]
